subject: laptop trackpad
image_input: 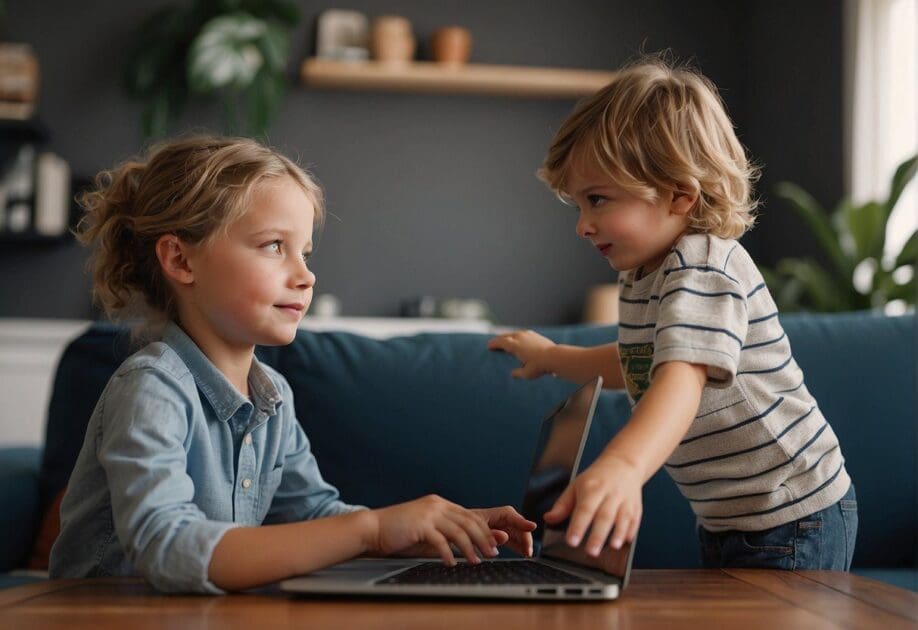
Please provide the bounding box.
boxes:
[303,558,420,583]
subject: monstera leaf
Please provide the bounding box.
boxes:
[188,13,282,91]
[185,11,290,135]
[123,0,299,139]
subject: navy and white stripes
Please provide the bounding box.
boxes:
[617,234,850,532]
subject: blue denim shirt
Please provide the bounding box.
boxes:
[49,322,361,593]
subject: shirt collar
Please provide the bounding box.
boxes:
[162,321,282,422]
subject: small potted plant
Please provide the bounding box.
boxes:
[123,0,300,139]
[761,155,917,313]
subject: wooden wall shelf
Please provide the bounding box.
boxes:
[301,58,615,98]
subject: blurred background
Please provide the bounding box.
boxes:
[0,0,914,326]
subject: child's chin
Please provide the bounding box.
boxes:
[263,329,299,347]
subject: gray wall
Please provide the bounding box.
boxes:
[0,0,843,325]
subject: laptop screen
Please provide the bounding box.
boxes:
[519,377,600,545]
[519,376,634,581]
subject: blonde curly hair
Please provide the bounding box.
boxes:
[539,57,759,239]
[76,135,324,328]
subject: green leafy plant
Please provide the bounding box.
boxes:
[123,0,299,139]
[760,155,917,312]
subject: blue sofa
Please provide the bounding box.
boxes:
[1,311,915,590]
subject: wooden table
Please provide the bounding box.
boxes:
[0,570,915,629]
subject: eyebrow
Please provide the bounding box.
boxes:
[578,185,616,196]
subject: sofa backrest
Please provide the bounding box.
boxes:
[41,312,916,569]
[767,312,916,569]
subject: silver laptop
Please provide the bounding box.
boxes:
[280,375,635,600]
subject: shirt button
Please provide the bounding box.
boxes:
[242,478,252,489]
[244,434,252,445]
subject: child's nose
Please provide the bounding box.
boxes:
[575,212,595,239]
[293,259,316,289]
[299,268,316,289]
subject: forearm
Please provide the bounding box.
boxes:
[601,361,706,482]
[547,343,625,389]
[208,509,374,591]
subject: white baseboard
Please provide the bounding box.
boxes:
[0,319,91,447]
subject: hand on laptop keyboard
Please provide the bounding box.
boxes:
[367,496,536,566]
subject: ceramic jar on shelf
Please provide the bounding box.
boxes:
[370,15,415,63]
[430,26,472,65]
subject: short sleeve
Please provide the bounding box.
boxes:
[651,265,748,388]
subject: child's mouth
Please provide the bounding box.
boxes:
[596,243,612,256]
[275,303,305,317]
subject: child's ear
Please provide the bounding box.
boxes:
[155,234,195,286]
[669,186,699,217]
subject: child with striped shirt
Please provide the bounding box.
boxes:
[489,59,857,570]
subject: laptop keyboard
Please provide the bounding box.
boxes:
[378,560,590,585]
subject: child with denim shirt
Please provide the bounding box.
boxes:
[489,59,857,570]
[50,135,535,593]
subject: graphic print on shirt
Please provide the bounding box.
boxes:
[619,341,654,403]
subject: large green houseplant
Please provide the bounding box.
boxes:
[123,0,299,139]
[760,155,917,312]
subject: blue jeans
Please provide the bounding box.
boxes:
[698,484,858,570]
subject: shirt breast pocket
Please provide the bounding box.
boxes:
[256,465,284,524]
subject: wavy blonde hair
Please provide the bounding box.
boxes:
[76,135,324,328]
[539,57,759,239]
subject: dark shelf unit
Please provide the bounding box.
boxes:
[0,118,76,243]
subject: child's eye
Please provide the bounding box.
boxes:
[264,240,283,254]
[587,194,607,207]
[301,251,312,264]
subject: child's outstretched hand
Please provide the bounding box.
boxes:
[543,454,643,556]
[473,505,537,558]
[368,495,536,565]
[487,330,557,379]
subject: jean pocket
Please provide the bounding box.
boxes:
[719,523,795,568]
[792,517,825,569]
[741,521,795,556]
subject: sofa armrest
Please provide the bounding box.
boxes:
[0,447,42,571]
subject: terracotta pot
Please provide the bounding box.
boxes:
[430,26,472,65]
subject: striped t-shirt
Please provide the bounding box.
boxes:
[617,233,850,532]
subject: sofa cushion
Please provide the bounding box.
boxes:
[261,331,617,507]
[0,447,41,571]
[776,312,916,570]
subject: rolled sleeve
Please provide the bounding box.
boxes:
[98,369,237,594]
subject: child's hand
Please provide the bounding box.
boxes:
[472,506,537,558]
[487,330,557,379]
[368,495,535,565]
[543,454,643,555]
